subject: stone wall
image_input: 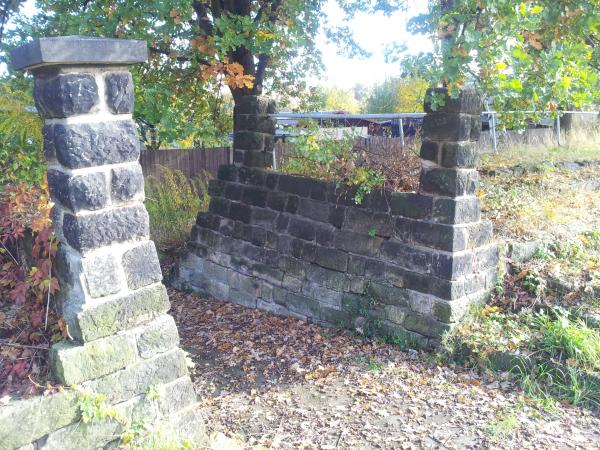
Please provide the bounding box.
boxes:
[0,37,203,450]
[175,89,498,349]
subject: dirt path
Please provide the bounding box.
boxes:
[170,290,600,449]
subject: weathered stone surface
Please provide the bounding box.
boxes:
[62,205,149,253]
[422,113,473,142]
[84,348,187,404]
[34,73,98,118]
[432,197,480,224]
[0,390,79,449]
[334,231,382,257]
[105,72,134,114]
[43,124,56,161]
[441,142,480,168]
[47,169,108,212]
[81,252,122,298]
[389,192,432,220]
[121,241,162,290]
[134,315,180,359]
[51,334,137,385]
[50,121,140,169]
[424,87,481,115]
[111,165,144,202]
[233,95,276,116]
[419,168,479,197]
[76,283,170,342]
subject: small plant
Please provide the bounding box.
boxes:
[367,227,377,238]
[145,166,210,250]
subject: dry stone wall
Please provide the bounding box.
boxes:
[0,37,203,450]
[175,89,498,349]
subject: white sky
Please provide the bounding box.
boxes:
[16,0,432,89]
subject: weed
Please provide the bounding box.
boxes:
[484,411,519,441]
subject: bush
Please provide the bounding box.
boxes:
[144,167,209,251]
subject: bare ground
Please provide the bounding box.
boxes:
[170,290,600,450]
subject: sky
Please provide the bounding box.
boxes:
[15,0,432,89]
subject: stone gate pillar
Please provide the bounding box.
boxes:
[11,36,204,448]
[233,95,277,168]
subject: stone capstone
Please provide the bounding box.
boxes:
[49,121,140,169]
[104,72,134,114]
[33,73,98,118]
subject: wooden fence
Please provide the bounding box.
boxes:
[139,147,231,180]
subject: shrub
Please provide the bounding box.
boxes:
[144,167,209,251]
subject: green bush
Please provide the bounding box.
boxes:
[144,167,209,250]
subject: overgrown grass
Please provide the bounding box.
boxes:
[144,166,209,251]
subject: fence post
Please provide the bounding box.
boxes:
[556,115,562,146]
[11,36,205,447]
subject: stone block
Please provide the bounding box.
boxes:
[432,251,474,280]
[328,205,346,228]
[411,221,469,252]
[51,334,137,385]
[251,263,283,285]
[234,130,266,151]
[365,282,409,307]
[122,241,162,290]
[266,191,287,211]
[424,88,481,115]
[380,241,432,273]
[422,112,474,142]
[419,139,440,164]
[389,192,433,220]
[243,149,271,168]
[84,348,187,404]
[441,142,480,168]
[207,179,226,197]
[432,197,480,224]
[467,220,493,248]
[134,314,179,359]
[302,282,342,309]
[62,205,149,253]
[34,72,98,118]
[50,121,140,169]
[277,255,306,278]
[284,292,321,319]
[47,169,109,212]
[475,244,500,271]
[419,168,479,197]
[315,225,334,246]
[105,72,134,114]
[282,275,303,292]
[334,230,382,257]
[365,258,386,280]
[0,390,79,449]
[228,271,261,295]
[315,246,348,272]
[298,197,330,223]
[43,124,56,161]
[431,297,472,323]
[265,172,279,189]
[233,95,274,115]
[365,189,391,212]
[306,265,350,291]
[217,164,239,182]
[75,283,171,342]
[309,179,329,201]
[278,174,312,197]
[234,113,275,134]
[111,165,144,202]
[402,312,450,338]
[81,252,122,298]
[242,186,268,207]
[285,195,299,213]
[343,207,393,237]
[348,255,367,275]
[196,213,221,231]
[288,216,316,241]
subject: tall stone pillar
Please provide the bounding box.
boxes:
[11,37,204,448]
[233,95,277,168]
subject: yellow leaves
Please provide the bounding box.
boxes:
[476,189,486,199]
[225,62,255,89]
[481,305,502,316]
[256,30,275,41]
[304,366,336,380]
[495,62,507,71]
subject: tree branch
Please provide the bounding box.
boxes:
[192,0,214,35]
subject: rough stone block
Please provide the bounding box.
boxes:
[432,197,480,224]
[282,274,303,292]
[298,198,330,223]
[266,191,287,211]
[84,348,187,405]
[365,258,386,280]
[302,282,342,309]
[424,88,481,115]
[233,95,275,115]
[422,113,474,142]
[278,174,312,197]
[277,255,306,278]
[43,124,56,161]
[111,165,144,202]
[48,169,108,212]
[348,255,367,275]
[467,220,493,248]
[238,166,267,186]
[217,164,239,182]
[441,142,480,168]
[229,201,252,223]
[34,72,98,118]
[419,139,440,164]
[51,334,137,385]
[389,192,433,220]
[50,121,140,169]
[284,292,321,318]
[306,265,350,291]
[242,186,268,207]
[419,168,479,197]
[365,282,409,307]
[402,312,450,338]
[121,241,162,290]
[62,205,149,253]
[105,72,134,114]
[334,230,383,257]
[315,246,348,272]
[209,196,231,216]
[309,180,329,201]
[234,131,265,151]
[0,390,79,449]
[432,251,474,280]
[234,113,275,134]
[134,315,180,359]
[380,241,432,273]
[285,195,299,214]
[288,216,316,241]
[81,252,122,298]
[75,283,170,342]
[343,207,393,237]
[328,205,346,228]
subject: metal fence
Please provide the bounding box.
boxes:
[139,147,231,180]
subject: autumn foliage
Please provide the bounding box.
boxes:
[0,182,62,397]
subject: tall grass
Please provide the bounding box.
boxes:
[144,166,209,250]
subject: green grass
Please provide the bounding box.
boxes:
[144,166,210,251]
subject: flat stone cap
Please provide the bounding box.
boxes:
[11,36,148,71]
